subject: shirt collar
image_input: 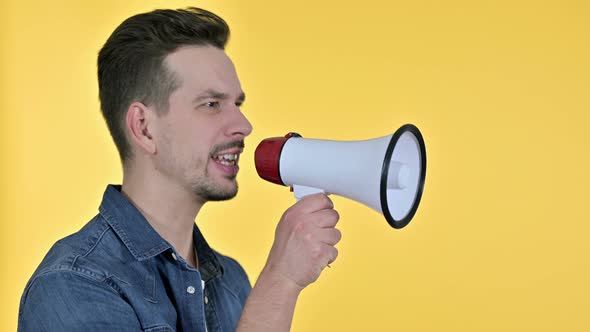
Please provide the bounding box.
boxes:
[98,185,224,280]
[193,222,224,282]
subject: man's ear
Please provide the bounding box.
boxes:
[125,102,156,155]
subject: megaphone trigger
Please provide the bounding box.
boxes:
[292,185,326,201]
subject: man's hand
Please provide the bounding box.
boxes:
[262,193,342,291]
[236,193,341,331]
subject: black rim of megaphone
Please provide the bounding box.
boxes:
[380,124,427,229]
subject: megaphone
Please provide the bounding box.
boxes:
[254,124,426,229]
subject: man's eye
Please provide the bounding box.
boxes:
[205,101,220,108]
[235,101,243,107]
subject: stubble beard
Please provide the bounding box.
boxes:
[191,160,238,202]
[158,138,241,202]
[157,151,238,202]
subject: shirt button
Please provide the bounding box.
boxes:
[204,296,209,304]
[187,286,195,294]
[171,252,177,261]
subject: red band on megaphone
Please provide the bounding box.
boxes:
[254,132,301,186]
[255,137,288,185]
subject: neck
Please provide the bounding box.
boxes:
[121,165,204,268]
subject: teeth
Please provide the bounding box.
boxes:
[216,154,238,161]
[213,153,239,165]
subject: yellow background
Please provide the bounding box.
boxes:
[1,0,589,331]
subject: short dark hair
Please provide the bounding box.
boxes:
[97,7,230,164]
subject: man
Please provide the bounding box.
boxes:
[18,7,341,332]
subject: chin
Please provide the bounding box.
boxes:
[206,187,238,201]
[193,179,239,202]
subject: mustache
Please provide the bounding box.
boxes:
[210,140,245,155]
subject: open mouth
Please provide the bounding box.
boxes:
[211,153,240,166]
[210,144,244,176]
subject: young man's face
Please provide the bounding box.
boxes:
[151,45,252,201]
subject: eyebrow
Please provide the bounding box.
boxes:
[193,89,246,104]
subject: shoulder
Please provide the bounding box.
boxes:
[20,267,118,309]
[30,215,112,280]
[18,267,143,331]
[21,214,140,302]
[19,214,149,328]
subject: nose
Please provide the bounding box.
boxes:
[225,107,253,138]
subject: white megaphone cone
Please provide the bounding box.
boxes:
[255,124,426,229]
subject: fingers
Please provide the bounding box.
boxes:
[290,195,341,245]
[312,209,340,228]
[321,244,339,268]
[315,227,342,246]
[293,193,334,214]
[268,195,342,288]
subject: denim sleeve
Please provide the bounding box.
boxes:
[18,270,142,332]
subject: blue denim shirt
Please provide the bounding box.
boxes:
[18,185,251,331]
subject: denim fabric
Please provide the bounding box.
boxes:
[18,185,251,332]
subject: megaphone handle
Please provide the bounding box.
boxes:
[292,185,326,201]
